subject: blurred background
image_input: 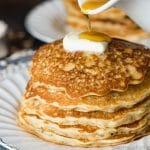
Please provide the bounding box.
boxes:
[0,0,149,60]
[0,0,45,59]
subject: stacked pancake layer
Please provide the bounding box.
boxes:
[64,0,149,41]
[18,39,150,147]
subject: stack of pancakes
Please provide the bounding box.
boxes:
[18,38,150,147]
[64,0,149,41]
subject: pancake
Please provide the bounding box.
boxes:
[30,39,150,99]
[21,96,150,128]
[18,111,150,141]
[64,0,150,41]
[18,112,150,147]
[18,34,150,147]
[25,71,150,112]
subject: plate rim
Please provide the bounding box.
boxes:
[0,61,150,150]
[0,52,150,150]
[0,138,18,150]
[0,58,30,150]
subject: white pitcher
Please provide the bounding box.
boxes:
[78,0,150,33]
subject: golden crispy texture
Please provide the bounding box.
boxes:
[64,0,149,41]
[18,111,149,142]
[30,39,150,98]
[25,71,150,112]
[21,96,150,128]
[37,98,150,120]
[18,111,150,148]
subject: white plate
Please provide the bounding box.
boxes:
[0,59,150,150]
[25,0,68,43]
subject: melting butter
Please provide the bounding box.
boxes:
[81,0,109,13]
[79,31,111,42]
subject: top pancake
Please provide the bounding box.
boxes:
[30,39,150,98]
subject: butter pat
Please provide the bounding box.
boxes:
[63,32,110,53]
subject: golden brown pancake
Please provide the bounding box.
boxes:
[30,39,150,98]
[21,96,150,128]
[18,37,150,147]
[18,111,150,147]
[18,111,149,141]
[25,71,150,112]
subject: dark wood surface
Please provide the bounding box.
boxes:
[0,0,46,58]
